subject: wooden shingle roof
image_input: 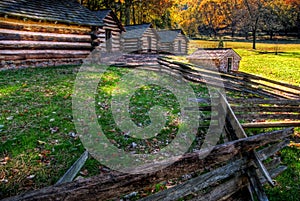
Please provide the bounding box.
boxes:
[123,23,156,39]
[94,9,125,32]
[157,29,188,43]
[0,0,101,26]
[94,9,111,23]
[188,48,241,60]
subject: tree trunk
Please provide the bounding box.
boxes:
[125,0,131,25]
[132,1,136,25]
[297,13,300,39]
[252,18,259,49]
[269,31,273,40]
[252,29,256,49]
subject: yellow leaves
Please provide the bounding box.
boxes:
[289,142,300,150]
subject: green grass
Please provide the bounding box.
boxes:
[189,40,300,85]
[0,65,210,199]
[0,66,85,197]
[265,146,300,201]
[0,40,299,200]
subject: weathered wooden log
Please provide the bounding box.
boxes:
[2,128,293,201]
[56,151,89,185]
[236,113,300,121]
[158,58,281,99]
[229,99,300,105]
[139,139,288,201]
[242,121,300,128]
[220,93,277,187]
[185,105,300,113]
[0,53,89,61]
[0,28,91,42]
[245,79,300,97]
[190,165,287,201]
[1,58,83,69]
[190,175,249,201]
[0,41,91,50]
[247,166,269,201]
[160,57,299,99]
[0,19,90,35]
[231,106,300,113]
[233,71,300,92]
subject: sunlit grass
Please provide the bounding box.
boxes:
[189,40,300,85]
[0,39,299,200]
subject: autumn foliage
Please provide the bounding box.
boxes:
[79,0,299,39]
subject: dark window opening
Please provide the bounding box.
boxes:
[147,36,152,53]
[227,57,233,72]
[178,40,182,53]
[105,29,112,52]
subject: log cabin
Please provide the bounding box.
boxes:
[92,9,125,52]
[187,48,241,72]
[121,23,159,53]
[157,29,189,55]
[0,0,100,69]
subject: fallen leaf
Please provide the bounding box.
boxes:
[50,127,59,134]
[69,132,77,138]
[27,175,35,180]
[6,116,13,121]
[80,169,89,176]
[1,179,8,183]
[37,140,47,145]
[0,156,10,165]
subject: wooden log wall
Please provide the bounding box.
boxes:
[173,34,188,55]
[158,42,173,53]
[158,34,188,55]
[0,17,92,69]
[122,27,158,54]
[121,38,140,53]
[140,27,158,53]
[93,12,122,52]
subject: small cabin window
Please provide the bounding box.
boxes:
[227,57,233,72]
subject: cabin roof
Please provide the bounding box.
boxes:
[188,48,241,60]
[157,29,188,43]
[123,23,157,39]
[94,9,125,32]
[94,9,111,22]
[0,0,100,26]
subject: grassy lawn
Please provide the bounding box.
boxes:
[0,67,85,197]
[0,40,299,200]
[0,65,211,199]
[189,40,300,85]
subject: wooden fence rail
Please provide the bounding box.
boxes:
[3,90,294,201]
[158,57,300,100]
[2,57,298,201]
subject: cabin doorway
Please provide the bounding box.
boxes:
[105,29,112,52]
[227,57,233,72]
[178,40,182,53]
[147,36,152,53]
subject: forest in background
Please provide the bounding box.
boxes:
[78,0,300,46]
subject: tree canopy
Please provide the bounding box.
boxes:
[79,0,300,48]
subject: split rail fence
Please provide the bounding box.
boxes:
[3,56,299,201]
